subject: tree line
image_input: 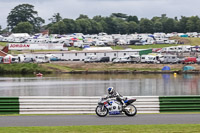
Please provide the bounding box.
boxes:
[1,4,200,35]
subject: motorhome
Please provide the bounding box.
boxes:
[161,46,176,52]
[130,55,141,63]
[117,55,132,63]
[191,46,200,52]
[112,55,140,63]
[140,55,157,63]
[148,53,164,63]
[186,32,198,37]
[161,55,178,64]
[181,45,192,52]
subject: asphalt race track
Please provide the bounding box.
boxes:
[0,114,200,127]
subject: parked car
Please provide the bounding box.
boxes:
[96,56,110,62]
[50,57,61,61]
[182,57,197,64]
[23,57,35,63]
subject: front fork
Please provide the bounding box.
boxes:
[101,105,105,111]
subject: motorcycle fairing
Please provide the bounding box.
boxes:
[124,99,136,105]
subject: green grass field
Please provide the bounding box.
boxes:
[0,63,51,74]
[0,124,199,133]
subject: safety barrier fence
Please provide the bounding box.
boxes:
[0,97,19,114]
[0,96,200,114]
[159,96,200,112]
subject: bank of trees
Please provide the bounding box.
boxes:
[2,4,200,34]
[47,13,200,34]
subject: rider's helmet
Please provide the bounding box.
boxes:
[108,87,114,95]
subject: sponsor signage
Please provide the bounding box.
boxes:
[8,43,64,50]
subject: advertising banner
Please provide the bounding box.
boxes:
[8,43,64,50]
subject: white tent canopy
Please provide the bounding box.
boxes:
[83,47,113,51]
[9,33,30,38]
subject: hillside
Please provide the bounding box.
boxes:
[170,37,200,46]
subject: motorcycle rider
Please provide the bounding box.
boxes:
[107,87,126,107]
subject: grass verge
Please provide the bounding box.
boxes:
[0,63,51,74]
[41,63,77,72]
[0,42,7,47]
[68,47,83,51]
[0,124,200,133]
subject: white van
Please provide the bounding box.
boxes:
[35,56,50,63]
[84,55,99,63]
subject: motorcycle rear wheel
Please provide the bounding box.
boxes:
[95,106,108,117]
[124,104,137,116]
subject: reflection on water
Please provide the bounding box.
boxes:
[0,74,200,96]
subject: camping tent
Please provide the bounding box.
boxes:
[183,66,195,71]
[162,66,171,71]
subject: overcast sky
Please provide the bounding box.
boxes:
[0,0,200,28]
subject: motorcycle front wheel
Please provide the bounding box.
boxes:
[95,106,108,117]
[124,104,137,117]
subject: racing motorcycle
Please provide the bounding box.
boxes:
[95,95,137,117]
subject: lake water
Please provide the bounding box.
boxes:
[0,74,200,96]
